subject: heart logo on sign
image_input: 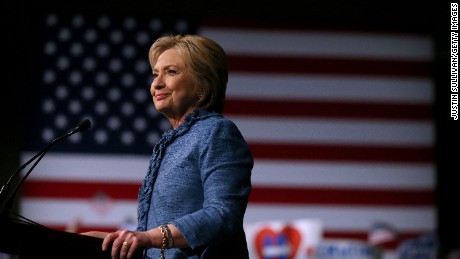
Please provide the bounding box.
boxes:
[254,225,302,259]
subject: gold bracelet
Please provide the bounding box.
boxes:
[164,224,174,248]
[158,226,167,259]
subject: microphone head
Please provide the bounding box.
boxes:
[76,118,92,132]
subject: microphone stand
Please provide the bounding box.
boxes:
[0,119,91,216]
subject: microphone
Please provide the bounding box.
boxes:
[71,118,92,134]
[0,118,92,215]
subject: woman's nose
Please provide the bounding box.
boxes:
[152,74,164,89]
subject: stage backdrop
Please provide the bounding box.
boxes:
[17,13,435,259]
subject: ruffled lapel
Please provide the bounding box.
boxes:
[136,109,215,231]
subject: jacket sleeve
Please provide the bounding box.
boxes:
[171,118,253,249]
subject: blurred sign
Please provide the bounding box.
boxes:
[313,239,381,259]
[245,218,323,259]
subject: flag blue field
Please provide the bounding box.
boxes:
[19,13,435,258]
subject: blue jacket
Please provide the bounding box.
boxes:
[137,109,253,258]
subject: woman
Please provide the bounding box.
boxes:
[84,34,253,259]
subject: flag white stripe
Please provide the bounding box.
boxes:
[23,153,434,189]
[20,199,435,232]
[200,28,434,60]
[230,116,434,146]
[227,74,434,103]
[245,205,436,231]
[20,198,137,227]
[24,152,148,183]
[252,161,435,189]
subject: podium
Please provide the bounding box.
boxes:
[0,215,144,258]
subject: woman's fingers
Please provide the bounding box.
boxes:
[101,230,143,259]
[102,232,118,251]
[119,240,132,259]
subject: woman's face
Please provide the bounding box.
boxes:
[150,48,198,120]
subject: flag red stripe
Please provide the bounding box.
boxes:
[21,181,141,200]
[248,143,433,163]
[228,55,432,77]
[21,180,433,206]
[249,186,434,206]
[224,99,433,120]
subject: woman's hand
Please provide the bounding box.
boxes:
[102,229,155,259]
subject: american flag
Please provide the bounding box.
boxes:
[18,13,435,258]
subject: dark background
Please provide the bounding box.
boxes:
[1,0,457,257]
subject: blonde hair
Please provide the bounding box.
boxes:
[149,34,228,113]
